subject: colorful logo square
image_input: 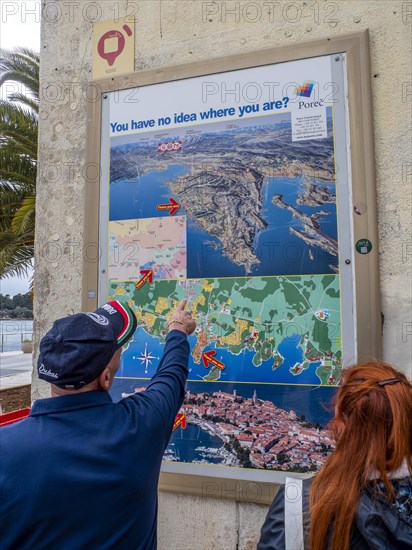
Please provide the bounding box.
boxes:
[295,81,315,98]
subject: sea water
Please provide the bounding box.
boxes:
[109,166,338,277]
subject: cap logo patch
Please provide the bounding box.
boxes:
[101,303,117,315]
[39,363,58,378]
[84,312,109,325]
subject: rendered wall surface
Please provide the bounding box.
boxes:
[34,1,411,547]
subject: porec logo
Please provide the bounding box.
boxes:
[294,81,315,98]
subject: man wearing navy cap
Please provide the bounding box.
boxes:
[0,298,195,550]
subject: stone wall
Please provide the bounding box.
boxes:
[35,1,411,547]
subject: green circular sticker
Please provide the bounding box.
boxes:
[355,238,372,255]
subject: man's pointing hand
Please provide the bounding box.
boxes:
[167,298,196,336]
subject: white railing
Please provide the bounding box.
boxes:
[0,321,34,353]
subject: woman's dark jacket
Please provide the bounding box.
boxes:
[258,474,412,549]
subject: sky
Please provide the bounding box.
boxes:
[0,1,40,296]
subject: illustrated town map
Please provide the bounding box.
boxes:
[109,276,341,386]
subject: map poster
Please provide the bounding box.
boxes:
[102,55,350,478]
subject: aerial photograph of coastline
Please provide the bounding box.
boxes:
[109,109,338,277]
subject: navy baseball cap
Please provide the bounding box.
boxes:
[38,301,137,389]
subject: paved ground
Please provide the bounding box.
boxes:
[0,352,33,390]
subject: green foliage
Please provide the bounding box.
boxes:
[0,292,32,309]
[0,48,39,279]
[0,292,33,318]
[277,452,288,465]
[235,445,252,468]
[301,421,323,430]
[208,415,226,423]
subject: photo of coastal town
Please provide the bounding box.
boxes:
[114,382,335,473]
[109,109,338,277]
[176,388,334,471]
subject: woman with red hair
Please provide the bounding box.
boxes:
[258,362,412,549]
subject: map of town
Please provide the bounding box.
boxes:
[109,274,342,386]
[108,216,187,281]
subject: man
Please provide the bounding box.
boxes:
[0,298,195,550]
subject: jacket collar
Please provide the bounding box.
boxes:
[388,459,411,479]
[369,458,411,480]
[30,390,113,416]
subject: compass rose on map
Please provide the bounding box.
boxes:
[133,343,159,374]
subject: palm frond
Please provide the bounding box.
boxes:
[0,100,38,157]
[0,238,35,278]
[0,49,40,101]
[0,185,28,212]
[6,92,38,113]
[11,196,35,235]
[0,150,37,188]
[0,229,34,248]
[0,47,39,278]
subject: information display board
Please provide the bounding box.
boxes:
[86,32,380,489]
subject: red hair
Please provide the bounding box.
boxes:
[309,362,412,550]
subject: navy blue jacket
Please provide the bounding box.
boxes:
[0,330,189,550]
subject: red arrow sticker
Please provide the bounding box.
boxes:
[156,197,180,216]
[173,413,187,431]
[202,350,225,371]
[135,269,153,290]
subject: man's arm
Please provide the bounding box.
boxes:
[120,299,196,441]
[143,329,189,429]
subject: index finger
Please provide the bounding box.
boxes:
[177,298,187,311]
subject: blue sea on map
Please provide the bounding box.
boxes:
[110,169,337,277]
[109,111,337,277]
[166,423,224,464]
[117,327,325,387]
[110,164,190,221]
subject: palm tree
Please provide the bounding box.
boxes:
[0,48,39,279]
